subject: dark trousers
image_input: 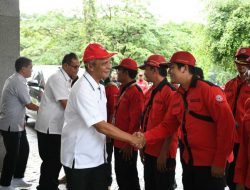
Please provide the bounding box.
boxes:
[182,163,226,190]
[0,130,29,186]
[144,153,176,190]
[36,131,62,190]
[64,164,108,190]
[106,140,113,186]
[114,147,140,190]
[226,143,239,190]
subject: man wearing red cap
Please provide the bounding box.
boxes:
[135,51,235,190]
[139,54,178,190]
[112,58,144,190]
[224,48,250,190]
[60,43,142,190]
[234,98,250,190]
[232,49,250,190]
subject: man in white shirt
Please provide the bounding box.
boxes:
[61,43,142,190]
[35,53,80,190]
[0,57,39,190]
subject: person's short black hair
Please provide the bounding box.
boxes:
[120,67,138,79]
[158,65,168,77]
[62,53,78,65]
[128,69,138,79]
[15,57,32,72]
[148,65,167,77]
[175,62,195,75]
[194,67,204,79]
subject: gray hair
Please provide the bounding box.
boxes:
[85,60,96,71]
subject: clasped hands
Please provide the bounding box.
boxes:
[130,132,146,149]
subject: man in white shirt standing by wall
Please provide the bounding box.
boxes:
[0,57,39,190]
[35,53,80,190]
[61,43,143,190]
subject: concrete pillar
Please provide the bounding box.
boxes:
[0,0,20,170]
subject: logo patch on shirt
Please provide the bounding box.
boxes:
[215,95,223,102]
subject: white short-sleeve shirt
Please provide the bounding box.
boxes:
[0,73,31,132]
[61,71,107,169]
[35,68,72,134]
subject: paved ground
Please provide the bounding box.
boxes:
[21,124,184,190]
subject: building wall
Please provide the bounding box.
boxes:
[0,0,20,170]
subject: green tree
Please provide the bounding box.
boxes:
[206,0,250,73]
[83,0,97,43]
[21,12,84,64]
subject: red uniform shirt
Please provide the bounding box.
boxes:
[234,98,250,188]
[142,80,178,158]
[145,77,235,168]
[114,81,144,149]
[224,76,250,143]
[105,82,119,123]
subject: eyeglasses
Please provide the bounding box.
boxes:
[68,64,80,69]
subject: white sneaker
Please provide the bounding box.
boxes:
[11,178,32,188]
[0,185,16,190]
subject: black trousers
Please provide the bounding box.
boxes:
[36,131,62,190]
[64,164,108,190]
[114,147,141,190]
[0,130,29,186]
[182,163,226,190]
[144,153,176,190]
[226,143,239,190]
[106,140,113,186]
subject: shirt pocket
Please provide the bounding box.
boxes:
[188,97,203,112]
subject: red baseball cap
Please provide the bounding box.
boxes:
[139,54,169,69]
[235,47,250,65]
[169,51,196,66]
[113,58,138,71]
[83,43,117,63]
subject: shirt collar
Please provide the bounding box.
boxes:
[177,75,198,94]
[236,75,247,84]
[60,67,71,82]
[120,80,136,95]
[84,71,101,91]
[15,72,27,83]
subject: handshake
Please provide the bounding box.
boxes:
[130,132,146,149]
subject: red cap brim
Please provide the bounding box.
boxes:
[95,52,117,60]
